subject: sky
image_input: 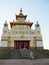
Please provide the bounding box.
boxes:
[0,0,49,49]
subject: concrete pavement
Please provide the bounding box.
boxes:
[0,59,49,65]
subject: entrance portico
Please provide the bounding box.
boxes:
[14,40,30,49]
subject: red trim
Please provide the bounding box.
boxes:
[14,40,30,49]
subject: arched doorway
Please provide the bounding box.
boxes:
[14,40,30,49]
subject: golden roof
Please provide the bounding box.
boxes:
[10,8,33,28]
[16,8,27,20]
[10,21,33,28]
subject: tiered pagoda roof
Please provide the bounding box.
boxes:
[10,8,33,28]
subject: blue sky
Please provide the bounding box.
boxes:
[0,0,49,49]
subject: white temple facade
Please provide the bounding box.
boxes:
[1,8,43,49]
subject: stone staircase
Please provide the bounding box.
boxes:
[9,48,30,59]
[9,49,21,59]
[32,49,48,59]
[9,48,49,59]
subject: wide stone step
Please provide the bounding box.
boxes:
[9,50,21,59]
[31,49,49,59]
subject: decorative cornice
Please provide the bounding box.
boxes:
[10,21,33,28]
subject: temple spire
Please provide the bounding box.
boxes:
[16,8,27,20]
[4,20,8,27]
[20,8,22,13]
[19,8,23,16]
[35,20,40,27]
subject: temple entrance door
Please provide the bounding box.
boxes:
[24,41,30,49]
[14,40,30,49]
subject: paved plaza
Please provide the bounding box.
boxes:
[0,59,49,65]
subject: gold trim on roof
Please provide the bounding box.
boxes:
[10,21,33,28]
[16,8,27,20]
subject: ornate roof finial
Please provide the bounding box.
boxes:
[4,20,8,27]
[20,8,22,13]
[16,8,27,20]
[19,8,23,15]
[35,20,40,27]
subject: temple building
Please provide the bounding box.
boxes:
[1,8,43,49]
